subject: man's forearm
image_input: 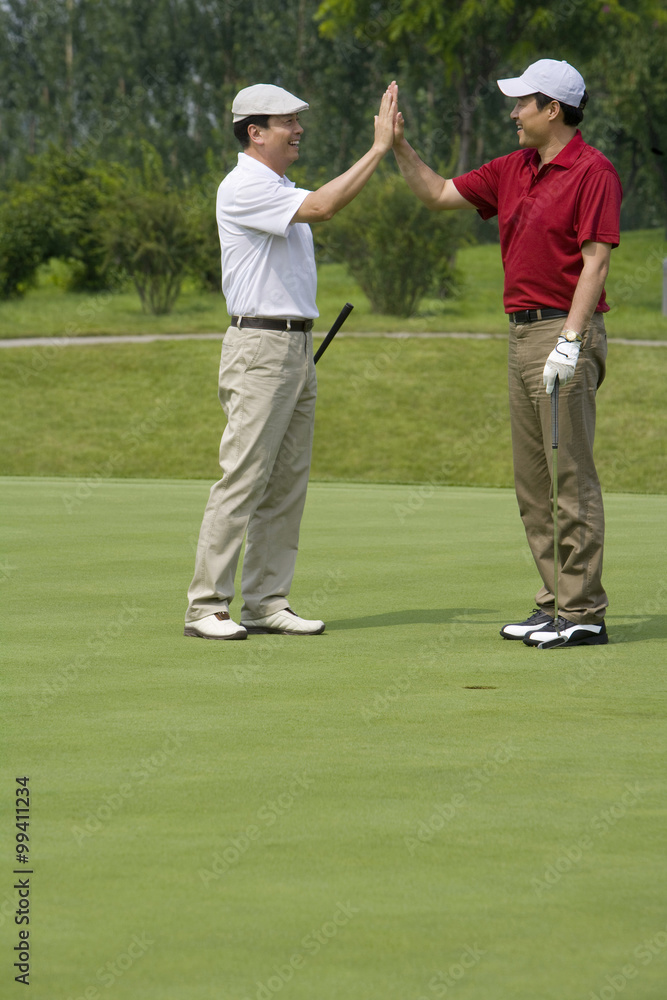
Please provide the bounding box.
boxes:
[393,137,474,211]
[294,86,395,224]
[565,244,611,334]
[299,144,387,222]
[565,273,607,334]
[393,138,447,209]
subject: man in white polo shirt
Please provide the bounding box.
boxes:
[185,83,396,639]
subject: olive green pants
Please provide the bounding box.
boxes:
[508,313,608,624]
[186,324,317,622]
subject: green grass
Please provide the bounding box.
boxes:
[2,478,666,999]
[1,336,666,493]
[0,228,665,339]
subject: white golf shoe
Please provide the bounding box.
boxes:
[184,612,247,640]
[500,608,553,640]
[241,608,325,636]
[523,617,608,648]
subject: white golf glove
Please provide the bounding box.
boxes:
[543,336,581,395]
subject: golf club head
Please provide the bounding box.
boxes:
[536,635,570,649]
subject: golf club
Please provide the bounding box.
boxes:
[313,302,354,365]
[552,374,560,632]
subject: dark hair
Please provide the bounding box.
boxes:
[535,90,588,127]
[233,114,271,148]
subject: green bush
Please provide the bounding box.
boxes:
[0,148,125,297]
[320,169,471,317]
[98,144,200,314]
[0,142,225,313]
[102,189,196,315]
[0,185,50,297]
[182,172,224,295]
[182,150,244,295]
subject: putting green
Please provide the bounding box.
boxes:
[1,478,665,999]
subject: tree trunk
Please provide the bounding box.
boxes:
[456,70,486,175]
[643,96,667,237]
[65,0,74,151]
[456,77,472,175]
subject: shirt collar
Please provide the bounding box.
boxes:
[237,151,294,187]
[529,129,585,175]
[551,129,586,168]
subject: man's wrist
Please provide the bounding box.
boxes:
[392,136,412,158]
[561,328,582,343]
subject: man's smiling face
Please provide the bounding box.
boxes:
[256,113,304,173]
[510,95,554,149]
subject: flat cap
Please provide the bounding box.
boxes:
[231,84,309,122]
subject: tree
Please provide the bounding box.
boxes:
[101,144,203,314]
[588,3,667,231]
[103,191,193,313]
[0,1,663,230]
[315,0,652,173]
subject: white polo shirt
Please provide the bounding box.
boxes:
[217,153,318,319]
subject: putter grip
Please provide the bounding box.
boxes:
[551,377,559,450]
[313,302,354,364]
[329,302,354,335]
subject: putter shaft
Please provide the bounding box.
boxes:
[552,377,560,633]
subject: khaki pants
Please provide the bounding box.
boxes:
[509,313,608,624]
[186,324,317,622]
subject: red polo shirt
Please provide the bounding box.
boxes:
[453,131,622,313]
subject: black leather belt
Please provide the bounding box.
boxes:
[231,315,314,332]
[508,308,568,324]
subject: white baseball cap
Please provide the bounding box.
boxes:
[497,59,585,107]
[231,84,309,122]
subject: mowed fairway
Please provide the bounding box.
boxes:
[2,477,666,1000]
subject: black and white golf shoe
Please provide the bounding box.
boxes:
[523,617,608,649]
[500,609,553,640]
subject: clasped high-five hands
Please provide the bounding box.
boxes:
[373,81,405,153]
[388,81,404,145]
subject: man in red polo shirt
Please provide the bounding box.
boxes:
[390,60,622,648]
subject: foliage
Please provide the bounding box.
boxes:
[182,163,231,295]
[316,0,626,171]
[0,184,49,298]
[0,0,665,230]
[1,232,665,339]
[0,140,221,311]
[587,6,667,233]
[0,148,124,297]
[316,0,667,227]
[101,143,208,315]
[0,0,380,189]
[320,169,470,316]
[103,192,192,315]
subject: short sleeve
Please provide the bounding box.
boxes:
[575,167,622,248]
[453,160,502,220]
[229,178,311,238]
